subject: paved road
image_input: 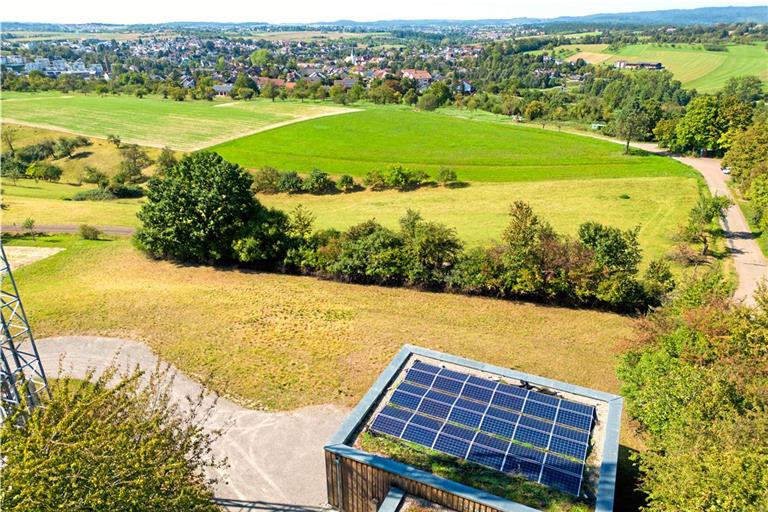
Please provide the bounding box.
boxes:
[628,142,767,306]
[37,336,348,510]
[551,127,767,306]
[2,224,136,236]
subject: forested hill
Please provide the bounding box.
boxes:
[550,6,768,25]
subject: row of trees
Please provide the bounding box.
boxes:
[136,152,674,311]
[722,116,768,232]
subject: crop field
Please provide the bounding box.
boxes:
[211,108,690,182]
[1,92,355,150]
[555,42,767,92]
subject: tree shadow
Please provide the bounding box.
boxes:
[70,151,93,160]
[613,445,646,512]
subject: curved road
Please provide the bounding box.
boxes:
[629,141,767,306]
[37,336,347,510]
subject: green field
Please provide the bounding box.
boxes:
[1,92,354,151]
[211,108,690,182]
[605,43,768,93]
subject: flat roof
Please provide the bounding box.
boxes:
[326,344,622,512]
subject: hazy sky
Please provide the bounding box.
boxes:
[3,0,762,24]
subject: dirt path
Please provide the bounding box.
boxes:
[37,336,348,509]
[543,127,767,306]
[3,246,64,269]
[2,224,136,236]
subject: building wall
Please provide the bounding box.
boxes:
[326,450,504,512]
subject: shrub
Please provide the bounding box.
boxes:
[109,183,144,198]
[17,139,54,163]
[81,165,107,185]
[386,165,428,191]
[72,188,117,201]
[436,167,458,186]
[276,171,304,194]
[337,174,357,193]
[21,217,35,233]
[79,224,102,240]
[252,166,281,194]
[302,168,336,194]
[417,93,439,111]
[325,220,407,285]
[400,210,463,289]
[448,247,504,295]
[363,170,387,191]
[27,162,62,182]
[0,366,221,511]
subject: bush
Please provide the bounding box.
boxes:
[72,188,117,201]
[277,171,304,194]
[109,183,144,198]
[385,164,428,191]
[251,166,281,194]
[302,168,336,194]
[81,165,107,185]
[337,174,357,193]
[136,151,286,265]
[17,139,54,163]
[417,93,439,111]
[79,224,102,240]
[436,167,458,186]
[399,210,463,289]
[363,170,387,191]
[324,220,407,285]
[0,366,221,511]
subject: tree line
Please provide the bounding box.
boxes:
[135,152,675,312]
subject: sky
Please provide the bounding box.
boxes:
[3,0,762,24]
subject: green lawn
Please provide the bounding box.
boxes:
[210,107,691,182]
[604,43,768,93]
[0,92,354,151]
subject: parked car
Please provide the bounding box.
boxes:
[722,166,731,175]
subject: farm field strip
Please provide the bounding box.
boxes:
[0,92,355,150]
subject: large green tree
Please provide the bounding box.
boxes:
[0,367,222,512]
[136,151,285,264]
[613,99,655,154]
[675,95,725,154]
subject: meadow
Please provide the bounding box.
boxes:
[562,42,768,93]
[210,107,690,182]
[1,92,354,150]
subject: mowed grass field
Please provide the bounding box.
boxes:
[1,92,355,150]
[210,107,689,182]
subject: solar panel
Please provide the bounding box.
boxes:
[368,360,595,496]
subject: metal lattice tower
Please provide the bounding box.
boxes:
[0,242,50,420]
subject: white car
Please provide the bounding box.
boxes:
[721,166,731,175]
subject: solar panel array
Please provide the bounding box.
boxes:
[369,360,595,496]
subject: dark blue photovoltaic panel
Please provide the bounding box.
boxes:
[371,362,595,497]
[557,409,593,432]
[412,361,440,374]
[523,400,558,421]
[548,436,588,460]
[390,390,421,410]
[405,369,436,387]
[462,384,494,402]
[441,423,475,441]
[398,382,428,396]
[467,444,505,471]
[455,397,486,413]
[474,433,510,453]
[409,413,442,431]
[402,424,437,446]
[448,407,483,429]
[514,426,550,449]
[439,368,469,382]
[497,384,529,397]
[518,415,553,433]
[432,376,464,395]
[433,434,470,458]
[467,375,496,389]
[508,442,545,464]
[503,456,542,481]
[545,453,584,476]
[553,425,590,444]
[480,416,516,438]
[541,467,581,495]
[528,391,560,406]
[486,406,519,423]
[560,399,595,417]
[426,389,457,405]
[371,415,406,437]
[381,406,413,422]
[491,392,525,412]
[418,399,451,419]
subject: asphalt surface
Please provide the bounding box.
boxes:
[37,336,348,510]
[2,224,136,236]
